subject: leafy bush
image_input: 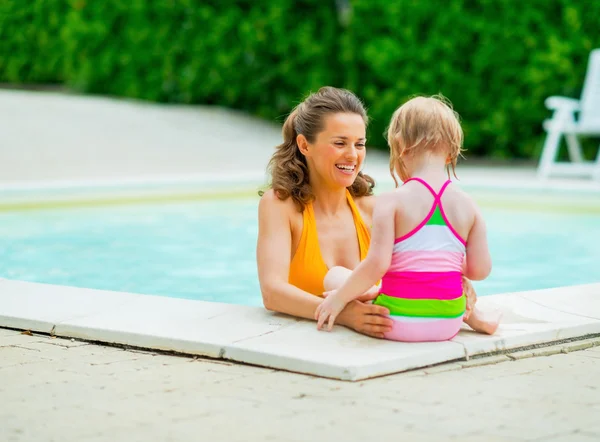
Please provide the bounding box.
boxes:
[0,0,68,83]
[62,0,342,120]
[1,0,598,159]
[344,0,600,158]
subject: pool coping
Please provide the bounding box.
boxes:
[0,172,268,211]
[1,168,598,214]
[1,278,599,380]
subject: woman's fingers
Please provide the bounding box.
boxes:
[360,302,390,319]
[339,300,393,337]
[358,324,386,339]
[367,304,390,317]
[365,314,393,328]
[360,303,392,330]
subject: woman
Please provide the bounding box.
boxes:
[256,86,478,338]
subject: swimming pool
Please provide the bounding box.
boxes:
[1,194,598,306]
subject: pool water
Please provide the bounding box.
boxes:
[0,197,598,306]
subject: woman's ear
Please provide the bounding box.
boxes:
[297,134,310,156]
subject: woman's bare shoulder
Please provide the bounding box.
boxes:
[258,189,299,220]
[354,193,377,220]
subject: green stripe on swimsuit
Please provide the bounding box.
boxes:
[374,293,466,318]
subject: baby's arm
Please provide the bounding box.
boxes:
[463,200,500,335]
[464,203,492,281]
[315,194,396,331]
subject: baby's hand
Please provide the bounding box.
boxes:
[462,277,477,320]
[315,291,347,331]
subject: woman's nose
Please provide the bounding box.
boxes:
[346,145,358,160]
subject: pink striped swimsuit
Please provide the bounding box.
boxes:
[373,177,466,342]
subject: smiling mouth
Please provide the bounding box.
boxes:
[336,164,356,174]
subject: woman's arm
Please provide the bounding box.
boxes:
[257,190,322,320]
[257,190,393,337]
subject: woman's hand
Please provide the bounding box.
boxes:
[336,300,392,339]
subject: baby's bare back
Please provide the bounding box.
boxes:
[393,181,476,241]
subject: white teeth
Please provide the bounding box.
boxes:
[336,165,355,171]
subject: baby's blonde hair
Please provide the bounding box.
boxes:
[386,95,464,187]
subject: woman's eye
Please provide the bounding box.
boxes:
[335,142,345,146]
[356,144,366,149]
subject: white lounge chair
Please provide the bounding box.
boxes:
[537,48,600,181]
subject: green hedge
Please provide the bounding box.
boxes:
[62,0,341,119]
[0,0,69,83]
[344,0,600,158]
[0,0,598,159]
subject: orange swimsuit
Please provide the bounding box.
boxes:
[288,190,371,296]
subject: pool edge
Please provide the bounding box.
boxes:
[1,278,599,381]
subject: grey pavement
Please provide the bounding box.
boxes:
[0,89,281,183]
[1,328,599,442]
[4,89,599,200]
[0,88,541,186]
[3,88,600,197]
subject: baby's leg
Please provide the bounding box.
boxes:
[461,277,501,335]
[464,307,502,335]
[323,266,352,291]
[324,266,380,299]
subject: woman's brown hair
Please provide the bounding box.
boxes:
[260,86,375,211]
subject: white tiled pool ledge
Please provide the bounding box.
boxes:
[1,278,599,381]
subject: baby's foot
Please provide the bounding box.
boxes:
[464,307,502,335]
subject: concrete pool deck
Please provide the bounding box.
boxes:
[2,326,599,441]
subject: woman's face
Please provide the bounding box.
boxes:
[301,112,366,190]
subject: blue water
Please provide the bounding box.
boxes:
[0,197,598,306]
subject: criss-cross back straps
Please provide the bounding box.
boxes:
[403,177,452,204]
